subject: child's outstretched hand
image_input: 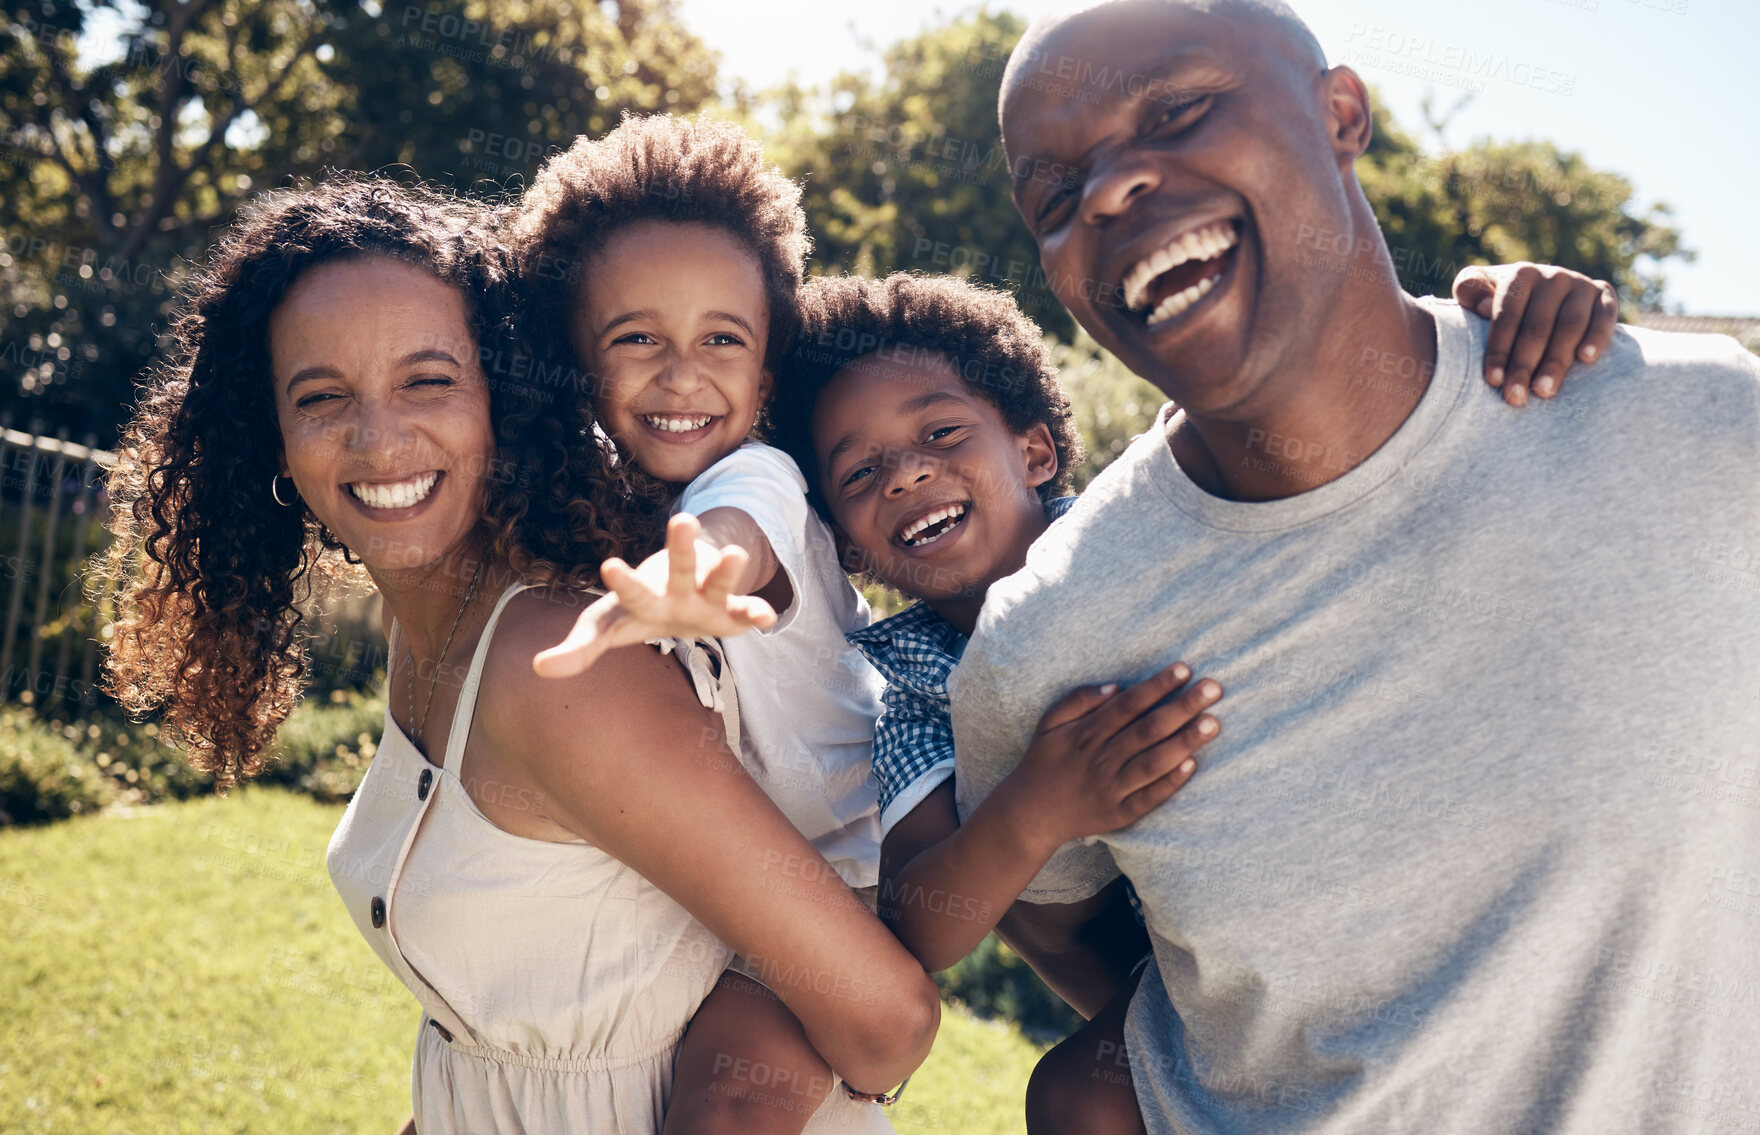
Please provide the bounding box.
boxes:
[1452,262,1620,406]
[994,662,1221,856]
[532,513,777,679]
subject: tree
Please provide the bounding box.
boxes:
[1,3,1699,443]
[765,11,1688,344]
[1358,101,1690,310]
[759,10,1076,339]
[0,0,718,443]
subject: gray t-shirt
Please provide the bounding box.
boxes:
[950,300,1760,1134]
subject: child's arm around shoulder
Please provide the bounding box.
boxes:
[879,664,1219,974]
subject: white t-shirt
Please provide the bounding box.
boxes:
[676,442,886,888]
[952,300,1760,1133]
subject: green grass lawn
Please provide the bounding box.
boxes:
[0,789,1044,1133]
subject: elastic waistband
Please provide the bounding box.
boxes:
[421,1019,685,1074]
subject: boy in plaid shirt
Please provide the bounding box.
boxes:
[775,273,1222,1131]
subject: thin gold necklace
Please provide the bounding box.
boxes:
[404,558,486,747]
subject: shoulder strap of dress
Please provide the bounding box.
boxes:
[440,581,535,778]
[653,636,743,761]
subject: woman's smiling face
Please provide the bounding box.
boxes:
[269,255,495,571]
[572,220,772,486]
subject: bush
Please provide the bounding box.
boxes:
[935,933,1083,1042]
[0,688,387,825]
[0,707,117,824]
[258,688,387,803]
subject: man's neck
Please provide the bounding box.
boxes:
[1172,271,1439,504]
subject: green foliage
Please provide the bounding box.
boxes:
[1052,330,1165,489]
[0,703,114,823]
[0,466,111,712]
[935,932,1083,1042]
[0,788,1046,1133]
[0,689,384,825]
[1358,101,1690,308]
[261,687,387,802]
[0,0,719,443]
[759,10,1074,337]
[1,3,1701,446]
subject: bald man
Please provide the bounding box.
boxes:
[949,2,1760,1132]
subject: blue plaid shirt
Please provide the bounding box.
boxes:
[846,496,1079,834]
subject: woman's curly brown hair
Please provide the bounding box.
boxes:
[508,113,810,484]
[772,272,1084,520]
[99,174,641,785]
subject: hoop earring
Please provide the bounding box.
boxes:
[271,474,297,507]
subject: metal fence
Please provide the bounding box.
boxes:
[0,417,114,713]
[1,416,386,718]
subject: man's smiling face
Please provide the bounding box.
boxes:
[1004,0,1363,417]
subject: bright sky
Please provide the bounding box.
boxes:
[680,0,1760,315]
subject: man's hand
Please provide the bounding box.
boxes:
[1452,262,1619,406]
[995,662,1221,856]
[532,513,777,678]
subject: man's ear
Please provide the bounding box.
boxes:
[1020,423,1059,492]
[1322,65,1374,169]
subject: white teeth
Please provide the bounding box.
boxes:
[1122,221,1240,312]
[643,414,713,433]
[900,503,968,546]
[1145,274,1218,328]
[348,471,439,510]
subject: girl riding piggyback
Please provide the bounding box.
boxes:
[515,115,907,1131]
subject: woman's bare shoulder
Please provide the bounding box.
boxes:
[471,586,743,846]
[475,586,707,754]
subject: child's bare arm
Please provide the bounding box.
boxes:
[879,664,1219,973]
[533,513,780,678]
[997,880,1151,1020]
[690,506,789,609]
[665,970,832,1135]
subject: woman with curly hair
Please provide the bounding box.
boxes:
[99,174,938,1134]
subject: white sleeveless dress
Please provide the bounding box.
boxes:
[326,582,892,1133]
